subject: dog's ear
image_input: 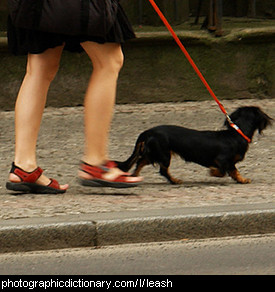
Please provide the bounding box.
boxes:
[257,108,273,134]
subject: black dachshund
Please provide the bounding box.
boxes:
[118,107,272,184]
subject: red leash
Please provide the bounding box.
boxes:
[148,0,251,143]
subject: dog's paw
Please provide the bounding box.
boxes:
[237,178,252,184]
[170,178,183,185]
[229,170,251,184]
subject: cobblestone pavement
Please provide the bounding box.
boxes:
[0,99,274,220]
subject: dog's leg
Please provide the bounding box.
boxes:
[209,167,225,177]
[132,157,150,177]
[229,168,251,184]
[160,164,183,185]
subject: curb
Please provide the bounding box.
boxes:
[0,203,274,253]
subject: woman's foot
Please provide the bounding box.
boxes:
[79,161,142,188]
[9,172,69,191]
[7,163,69,194]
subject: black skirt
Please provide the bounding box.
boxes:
[8,2,135,55]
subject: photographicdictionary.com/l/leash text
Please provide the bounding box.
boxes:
[1,277,174,290]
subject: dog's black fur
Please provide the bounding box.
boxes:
[118,107,272,184]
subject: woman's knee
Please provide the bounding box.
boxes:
[111,47,124,72]
[82,42,124,75]
[26,46,63,82]
[96,46,124,75]
[26,58,60,83]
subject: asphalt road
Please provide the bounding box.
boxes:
[0,234,274,275]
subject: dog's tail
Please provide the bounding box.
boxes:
[117,135,146,172]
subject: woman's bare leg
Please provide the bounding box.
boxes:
[9,46,69,190]
[80,41,141,183]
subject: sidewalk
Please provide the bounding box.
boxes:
[0,99,274,252]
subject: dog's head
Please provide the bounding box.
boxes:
[225,106,273,134]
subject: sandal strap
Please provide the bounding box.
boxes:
[48,178,60,189]
[80,160,134,181]
[81,160,117,174]
[10,162,43,183]
[81,162,108,178]
[80,160,124,178]
[104,160,117,169]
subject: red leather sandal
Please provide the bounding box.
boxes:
[6,163,67,194]
[79,161,141,188]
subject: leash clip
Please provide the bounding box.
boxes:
[226,114,240,130]
[226,114,233,125]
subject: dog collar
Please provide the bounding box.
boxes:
[226,115,251,143]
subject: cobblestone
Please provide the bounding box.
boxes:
[0,99,274,220]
